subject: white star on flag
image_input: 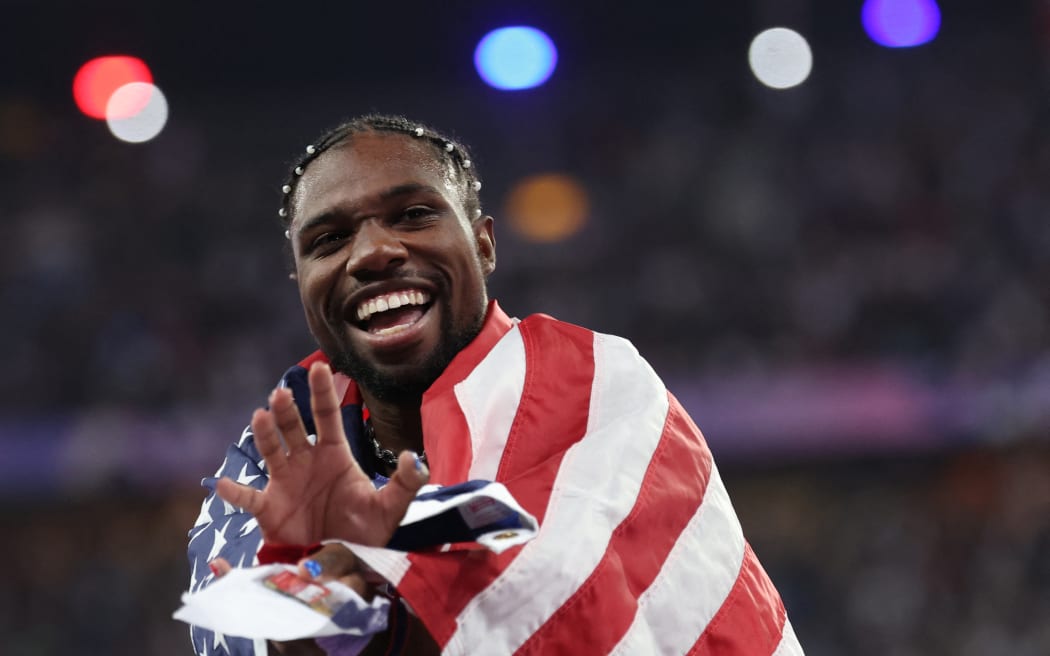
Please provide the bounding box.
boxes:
[213,629,229,653]
[206,521,230,563]
[193,496,215,528]
[236,463,260,486]
[239,517,259,537]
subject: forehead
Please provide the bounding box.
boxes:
[291,132,459,224]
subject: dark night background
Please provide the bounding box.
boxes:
[0,1,1047,653]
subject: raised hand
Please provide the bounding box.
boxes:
[215,362,428,547]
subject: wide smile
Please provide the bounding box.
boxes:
[347,287,436,349]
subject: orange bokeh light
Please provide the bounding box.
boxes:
[73,56,153,120]
[504,174,590,243]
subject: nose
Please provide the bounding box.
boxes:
[345,218,408,279]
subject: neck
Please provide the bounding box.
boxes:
[361,389,425,456]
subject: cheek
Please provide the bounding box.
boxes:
[297,268,335,323]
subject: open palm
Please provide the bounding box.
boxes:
[215,362,426,547]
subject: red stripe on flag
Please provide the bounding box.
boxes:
[514,394,713,655]
[687,543,787,656]
[421,389,474,484]
[397,316,597,647]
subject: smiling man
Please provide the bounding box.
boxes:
[187,115,803,656]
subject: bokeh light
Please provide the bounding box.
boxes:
[504,174,589,242]
[748,28,813,90]
[105,83,169,143]
[474,26,558,90]
[73,56,153,119]
[862,0,941,48]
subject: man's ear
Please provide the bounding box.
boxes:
[474,215,496,275]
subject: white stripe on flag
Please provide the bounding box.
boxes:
[348,543,412,587]
[610,464,745,655]
[444,332,670,656]
[772,619,804,656]
[461,325,527,481]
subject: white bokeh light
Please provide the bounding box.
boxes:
[105,82,169,143]
[748,28,813,90]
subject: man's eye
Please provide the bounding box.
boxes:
[402,206,435,221]
[310,232,346,251]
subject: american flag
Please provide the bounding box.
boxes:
[187,302,802,655]
[186,353,367,656]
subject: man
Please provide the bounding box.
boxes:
[187,114,802,655]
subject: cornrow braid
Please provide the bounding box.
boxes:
[277,114,483,233]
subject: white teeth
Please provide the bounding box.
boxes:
[355,289,432,323]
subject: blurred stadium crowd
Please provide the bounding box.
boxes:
[3,39,1048,419]
[0,4,1047,654]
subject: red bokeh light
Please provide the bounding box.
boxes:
[73,56,153,120]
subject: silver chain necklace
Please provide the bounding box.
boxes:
[365,420,427,473]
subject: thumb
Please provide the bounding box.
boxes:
[297,542,359,581]
[380,450,429,522]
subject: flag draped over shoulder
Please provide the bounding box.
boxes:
[186,301,803,655]
[347,304,803,655]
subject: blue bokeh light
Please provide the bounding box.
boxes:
[862,0,941,48]
[474,26,558,90]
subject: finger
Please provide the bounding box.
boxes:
[335,573,372,599]
[215,477,264,515]
[307,362,346,447]
[270,387,311,454]
[379,450,429,521]
[301,546,373,598]
[298,543,359,582]
[251,407,288,474]
[209,557,232,578]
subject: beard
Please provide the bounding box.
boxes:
[326,295,487,405]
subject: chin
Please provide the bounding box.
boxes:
[327,309,484,403]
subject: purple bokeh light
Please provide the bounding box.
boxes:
[862,0,941,48]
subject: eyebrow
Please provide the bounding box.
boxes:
[295,183,443,237]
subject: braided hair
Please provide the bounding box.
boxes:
[277,114,483,228]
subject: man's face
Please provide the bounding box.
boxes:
[288,132,496,401]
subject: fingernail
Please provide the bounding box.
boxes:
[208,561,221,576]
[303,559,322,579]
[413,453,429,478]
